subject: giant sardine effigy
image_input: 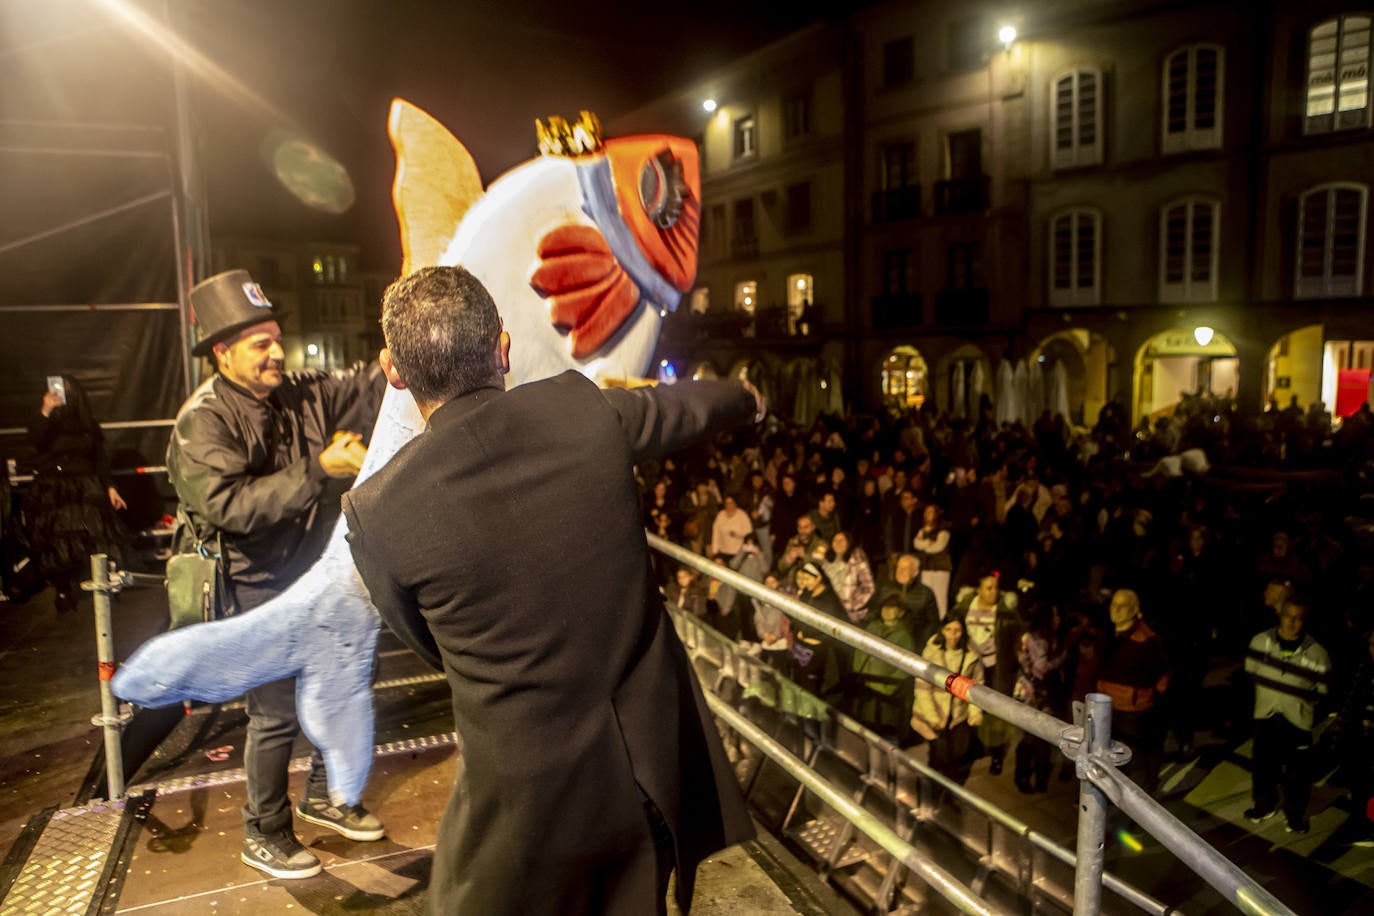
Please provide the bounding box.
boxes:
[112,100,702,804]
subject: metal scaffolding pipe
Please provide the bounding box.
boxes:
[0,189,171,256]
[1073,693,1111,915]
[703,692,1003,916]
[1092,760,1296,916]
[88,554,126,800]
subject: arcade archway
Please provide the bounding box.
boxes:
[1029,329,1111,427]
[1134,327,1238,423]
[939,344,992,420]
[879,346,929,411]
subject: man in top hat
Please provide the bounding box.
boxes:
[166,269,387,878]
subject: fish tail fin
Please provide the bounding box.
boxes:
[388,98,485,276]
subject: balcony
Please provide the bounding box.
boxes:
[934,287,990,326]
[872,292,922,329]
[730,236,759,259]
[933,176,990,215]
[871,185,922,223]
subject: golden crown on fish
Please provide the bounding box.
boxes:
[535,111,603,157]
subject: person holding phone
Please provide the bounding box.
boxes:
[26,374,127,613]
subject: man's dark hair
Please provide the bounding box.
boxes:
[381,266,502,404]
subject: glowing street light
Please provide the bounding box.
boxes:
[306,343,319,356]
[998,25,1017,48]
[1194,326,1215,347]
[702,99,717,113]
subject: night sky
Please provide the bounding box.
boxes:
[171,0,847,272]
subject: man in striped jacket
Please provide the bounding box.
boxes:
[1244,596,1331,834]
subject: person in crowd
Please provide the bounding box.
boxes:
[664,564,709,620]
[753,571,792,667]
[1244,596,1331,835]
[166,269,387,879]
[911,617,985,785]
[1255,529,1311,596]
[851,595,918,740]
[1096,589,1171,796]
[875,553,941,653]
[711,532,767,642]
[952,573,1023,776]
[678,476,720,554]
[913,503,953,618]
[851,476,886,564]
[808,490,842,544]
[882,487,921,574]
[793,560,849,666]
[1013,604,1063,793]
[1059,600,1107,780]
[769,471,806,561]
[1159,524,1225,758]
[642,477,675,534]
[342,265,759,914]
[740,470,775,570]
[822,530,875,626]
[775,513,827,589]
[709,493,753,562]
[25,374,128,613]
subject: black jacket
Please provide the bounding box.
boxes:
[166,364,384,599]
[343,372,755,915]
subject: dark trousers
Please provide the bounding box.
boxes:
[1252,715,1313,821]
[243,674,328,836]
[929,722,976,785]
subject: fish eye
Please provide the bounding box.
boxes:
[639,150,686,230]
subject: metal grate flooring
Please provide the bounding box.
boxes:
[1,800,125,916]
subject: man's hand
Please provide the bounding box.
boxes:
[40,391,62,417]
[319,431,367,478]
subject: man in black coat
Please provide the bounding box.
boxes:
[343,267,759,915]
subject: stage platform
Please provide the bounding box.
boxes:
[0,639,857,916]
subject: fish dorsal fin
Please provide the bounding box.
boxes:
[388,98,484,276]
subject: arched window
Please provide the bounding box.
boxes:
[1296,183,1367,298]
[1305,15,1372,134]
[1051,68,1103,168]
[1162,44,1224,153]
[1048,208,1101,306]
[1159,197,1220,302]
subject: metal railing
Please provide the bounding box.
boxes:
[672,610,1173,915]
[649,533,1296,916]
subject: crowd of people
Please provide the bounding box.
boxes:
[639,387,1374,844]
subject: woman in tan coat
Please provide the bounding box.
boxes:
[911,617,986,785]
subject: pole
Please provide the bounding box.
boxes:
[1073,693,1112,915]
[89,553,126,800]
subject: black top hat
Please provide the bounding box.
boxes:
[189,269,287,357]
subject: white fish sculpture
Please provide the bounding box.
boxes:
[112,100,702,804]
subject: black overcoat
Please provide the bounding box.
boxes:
[343,372,755,915]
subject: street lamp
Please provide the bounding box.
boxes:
[998,25,1017,49]
[702,99,717,113]
[1194,326,1214,347]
